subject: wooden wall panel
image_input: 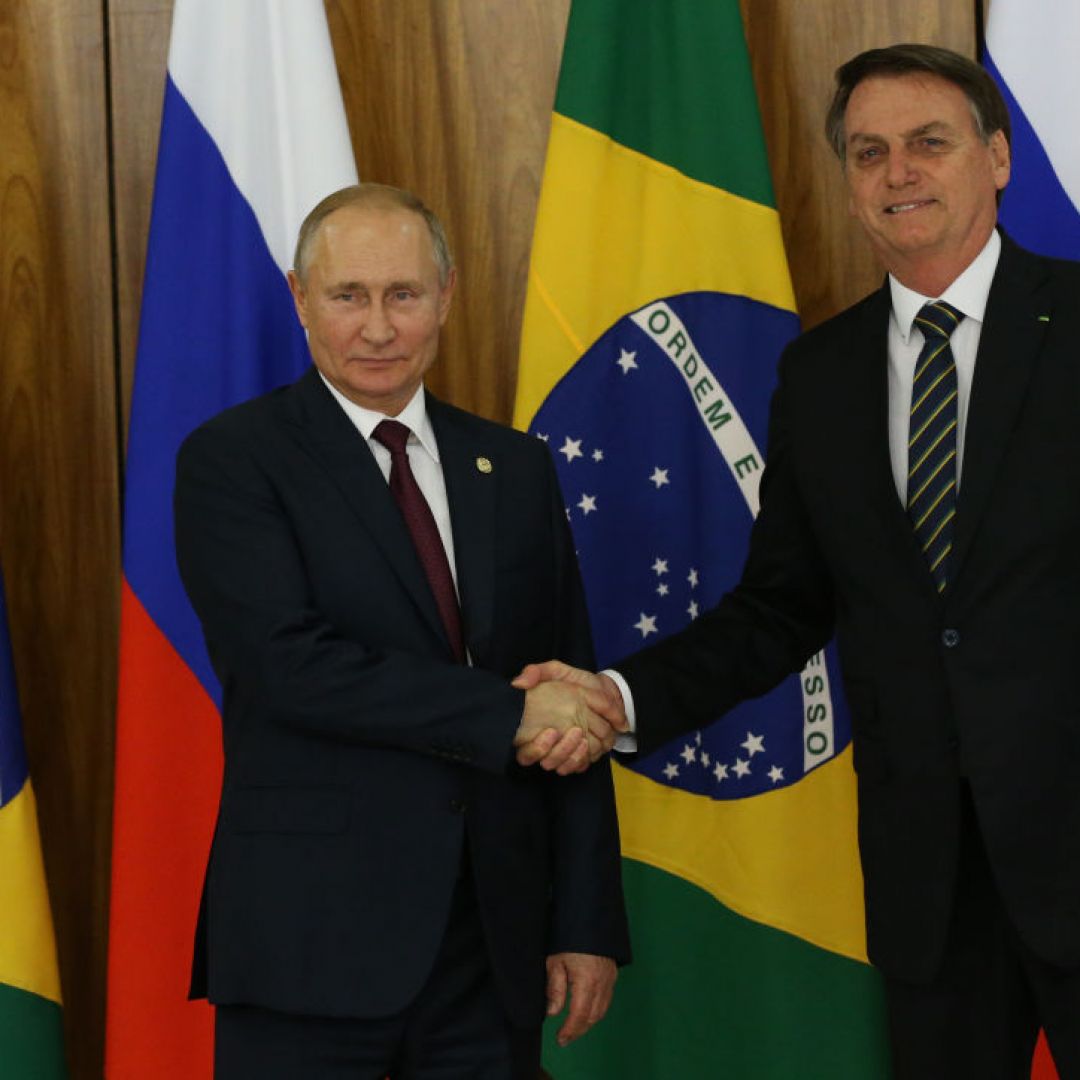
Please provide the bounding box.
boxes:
[0,2,120,1077]
[108,0,172,449]
[325,0,571,423]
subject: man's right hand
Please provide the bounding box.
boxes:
[514,680,618,775]
[512,662,629,774]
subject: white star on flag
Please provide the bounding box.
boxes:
[741,732,765,757]
[733,758,751,778]
[768,765,785,783]
[649,467,670,489]
[663,762,679,780]
[651,558,668,575]
[559,436,583,463]
[680,744,696,765]
[633,613,658,638]
[688,568,699,587]
[616,348,638,374]
[536,433,549,442]
[714,762,728,782]
[592,449,604,462]
[657,583,669,596]
[577,493,597,515]
[687,600,699,619]
[701,751,711,767]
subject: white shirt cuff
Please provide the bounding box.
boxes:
[600,668,638,753]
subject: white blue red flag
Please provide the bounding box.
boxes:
[106,2,356,1075]
[984,3,1080,260]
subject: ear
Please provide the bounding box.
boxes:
[989,129,1011,192]
[287,269,309,329]
[437,267,457,326]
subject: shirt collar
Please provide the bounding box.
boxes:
[317,374,440,462]
[889,228,1001,344]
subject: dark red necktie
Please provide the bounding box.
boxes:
[372,419,466,663]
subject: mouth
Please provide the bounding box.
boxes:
[884,199,936,215]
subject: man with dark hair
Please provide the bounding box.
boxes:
[175,182,629,1078]
[518,43,1080,1078]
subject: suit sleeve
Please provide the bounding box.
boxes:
[618,345,836,757]
[174,418,522,774]
[537,450,632,964]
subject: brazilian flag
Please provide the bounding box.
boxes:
[0,568,66,1078]
[515,2,892,1075]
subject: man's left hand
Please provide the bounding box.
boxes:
[545,952,617,1046]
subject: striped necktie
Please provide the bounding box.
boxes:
[907,300,963,593]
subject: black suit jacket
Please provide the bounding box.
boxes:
[174,368,629,1024]
[619,235,1080,982]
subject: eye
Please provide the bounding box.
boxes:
[855,146,882,163]
[334,292,354,302]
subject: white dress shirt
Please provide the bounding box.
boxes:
[317,374,461,593]
[613,229,1003,747]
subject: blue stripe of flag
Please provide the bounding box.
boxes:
[984,52,1080,261]
[0,569,29,809]
[123,75,312,707]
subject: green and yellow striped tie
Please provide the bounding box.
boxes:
[907,301,963,593]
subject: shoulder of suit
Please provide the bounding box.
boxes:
[180,376,299,453]
[427,397,551,458]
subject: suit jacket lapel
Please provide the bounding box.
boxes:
[286,368,450,648]
[951,237,1051,585]
[428,396,497,661]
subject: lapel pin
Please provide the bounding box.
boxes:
[1037,315,1051,322]
[476,456,493,474]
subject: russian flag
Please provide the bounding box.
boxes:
[984,3,1080,261]
[986,9,1077,1079]
[106,2,356,1075]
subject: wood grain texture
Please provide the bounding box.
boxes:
[0,2,120,1077]
[740,0,978,327]
[326,0,571,424]
[108,0,173,451]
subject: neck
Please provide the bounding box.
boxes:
[886,225,997,298]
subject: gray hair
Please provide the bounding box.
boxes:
[825,43,1011,161]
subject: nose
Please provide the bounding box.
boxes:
[361,300,395,346]
[885,146,917,188]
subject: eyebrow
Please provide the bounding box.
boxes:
[848,120,955,146]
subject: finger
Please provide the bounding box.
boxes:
[511,663,544,689]
[588,976,615,1024]
[539,728,586,771]
[556,736,592,776]
[515,728,560,766]
[557,979,595,1046]
[581,707,614,744]
[546,957,568,1017]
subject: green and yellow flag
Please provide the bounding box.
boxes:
[0,567,66,1077]
[515,2,892,1075]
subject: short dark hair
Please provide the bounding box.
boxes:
[825,43,1011,161]
[292,182,454,285]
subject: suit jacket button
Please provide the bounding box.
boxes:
[449,799,467,814]
[942,628,960,648]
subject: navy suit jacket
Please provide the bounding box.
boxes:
[619,235,1080,982]
[175,367,629,1023]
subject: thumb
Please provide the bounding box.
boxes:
[512,663,545,689]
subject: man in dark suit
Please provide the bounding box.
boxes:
[516,44,1080,1078]
[174,182,629,1079]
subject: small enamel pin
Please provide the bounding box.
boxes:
[476,456,493,474]
[1037,315,1051,322]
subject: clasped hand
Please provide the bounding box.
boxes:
[512,661,628,774]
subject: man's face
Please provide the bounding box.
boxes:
[288,205,455,416]
[843,73,1010,283]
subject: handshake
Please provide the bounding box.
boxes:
[511,662,629,775]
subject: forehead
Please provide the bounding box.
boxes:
[311,205,436,276]
[844,73,976,138]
